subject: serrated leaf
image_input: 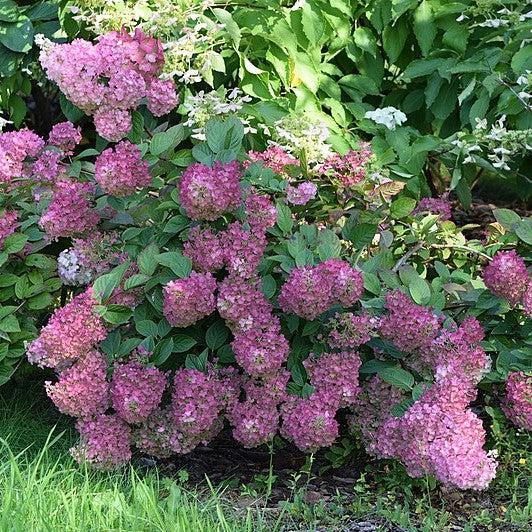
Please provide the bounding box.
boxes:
[390,197,416,219]
[150,125,184,156]
[173,334,197,352]
[0,17,33,52]
[378,366,415,390]
[206,321,230,350]
[157,252,192,278]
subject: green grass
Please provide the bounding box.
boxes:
[0,382,530,531]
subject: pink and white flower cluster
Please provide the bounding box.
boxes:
[352,301,498,490]
[95,141,151,196]
[502,371,532,431]
[483,250,530,308]
[279,259,364,320]
[39,29,178,141]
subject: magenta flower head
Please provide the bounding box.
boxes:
[163,272,217,327]
[281,391,340,452]
[183,226,225,273]
[179,161,242,221]
[413,194,452,221]
[95,141,151,196]
[483,250,529,306]
[379,290,442,352]
[111,360,167,424]
[71,414,132,470]
[502,371,532,431]
[286,182,317,205]
[39,180,100,239]
[27,288,107,369]
[146,78,179,116]
[45,350,109,419]
[48,121,82,154]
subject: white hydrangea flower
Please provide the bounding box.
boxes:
[365,107,407,130]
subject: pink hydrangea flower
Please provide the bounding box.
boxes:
[281,391,340,452]
[502,371,532,431]
[231,319,290,377]
[328,312,376,349]
[483,250,529,306]
[39,180,100,239]
[171,368,226,442]
[93,108,133,142]
[245,192,277,230]
[0,129,45,183]
[0,210,18,249]
[279,259,363,320]
[179,161,242,221]
[48,121,82,154]
[278,266,336,320]
[163,272,217,327]
[31,150,67,183]
[524,282,532,317]
[217,276,273,331]
[146,78,179,116]
[111,360,167,424]
[39,29,174,141]
[27,288,107,369]
[223,222,267,279]
[319,146,372,188]
[71,414,132,470]
[378,290,442,352]
[95,141,151,196]
[304,351,361,407]
[45,350,109,418]
[133,407,195,457]
[229,398,280,448]
[413,194,452,221]
[317,259,364,307]
[183,226,225,272]
[245,146,298,175]
[286,182,317,205]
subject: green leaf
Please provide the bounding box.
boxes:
[413,1,436,56]
[2,233,28,254]
[345,223,377,249]
[212,8,240,47]
[137,244,159,276]
[492,208,521,230]
[378,366,415,390]
[0,0,18,22]
[353,27,377,56]
[408,275,431,305]
[173,334,197,352]
[157,252,192,278]
[28,292,53,310]
[276,202,293,234]
[205,321,230,350]
[382,17,407,63]
[511,45,532,75]
[0,17,33,52]
[151,337,174,365]
[515,219,532,245]
[0,45,19,76]
[150,125,184,156]
[0,315,19,333]
[25,254,56,270]
[59,94,84,123]
[136,319,159,337]
[93,261,131,301]
[103,305,133,325]
[390,197,416,219]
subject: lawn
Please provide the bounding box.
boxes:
[1,382,530,532]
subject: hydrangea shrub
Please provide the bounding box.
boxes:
[1,27,530,491]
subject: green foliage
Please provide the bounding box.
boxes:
[0,1,62,125]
